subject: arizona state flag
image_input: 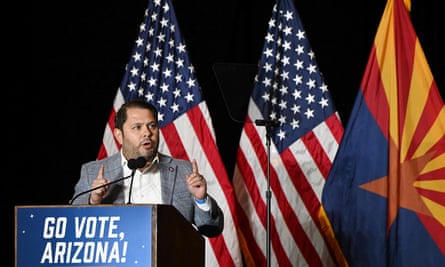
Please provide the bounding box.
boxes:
[322,0,445,266]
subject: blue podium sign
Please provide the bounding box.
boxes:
[16,205,153,267]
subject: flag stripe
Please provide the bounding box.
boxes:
[161,122,189,160]
[322,114,344,156]
[301,130,332,179]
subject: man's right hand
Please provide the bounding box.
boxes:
[89,165,110,204]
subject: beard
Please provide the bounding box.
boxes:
[122,142,158,164]
[141,143,158,163]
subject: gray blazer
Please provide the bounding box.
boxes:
[71,152,223,237]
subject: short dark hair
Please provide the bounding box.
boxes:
[114,99,158,130]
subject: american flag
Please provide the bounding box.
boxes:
[232,0,346,266]
[97,0,242,266]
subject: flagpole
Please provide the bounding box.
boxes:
[255,118,278,267]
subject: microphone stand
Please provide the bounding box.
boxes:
[127,170,136,204]
[255,119,277,267]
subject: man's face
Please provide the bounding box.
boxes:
[114,107,159,163]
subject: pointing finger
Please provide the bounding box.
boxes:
[191,159,199,174]
[97,165,105,179]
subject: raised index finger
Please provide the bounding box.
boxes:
[97,165,105,179]
[191,159,199,174]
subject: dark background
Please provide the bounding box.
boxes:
[14,0,444,265]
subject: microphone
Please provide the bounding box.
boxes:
[255,119,279,139]
[69,157,147,205]
[126,156,147,204]
[128,156,147,170]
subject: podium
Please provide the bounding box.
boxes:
[15,204,204,267]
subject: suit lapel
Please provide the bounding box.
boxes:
[158,154,176,204]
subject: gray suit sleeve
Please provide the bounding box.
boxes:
[70,163,96,205]
[193,194,224,237]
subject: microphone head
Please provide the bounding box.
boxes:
[128,157,147,170]
[136,156,147,168]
